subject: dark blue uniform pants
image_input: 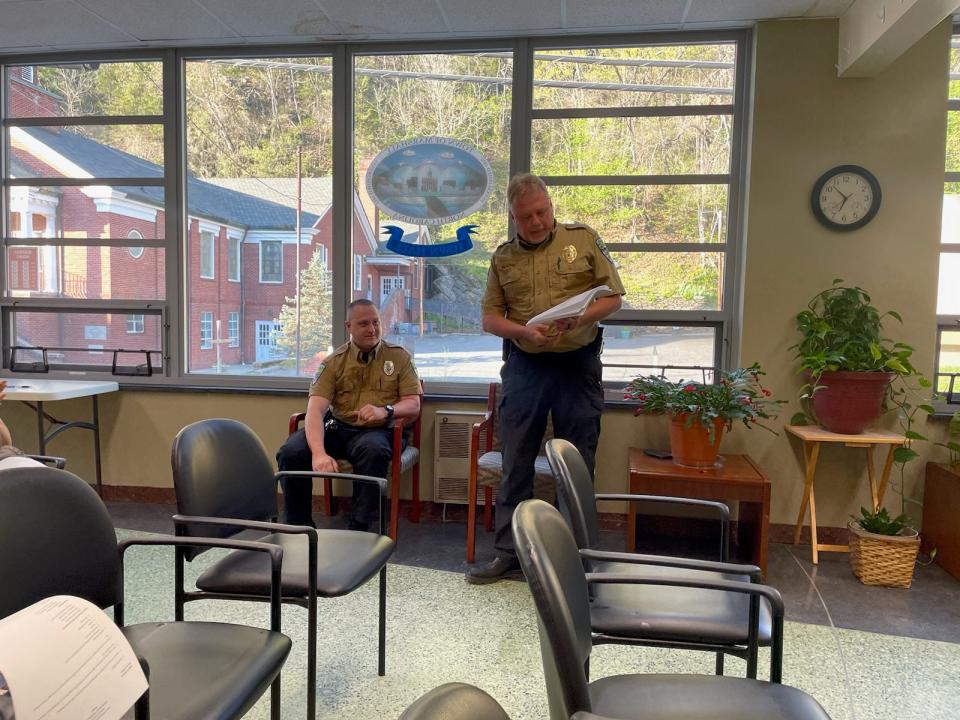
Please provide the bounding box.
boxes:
[276,424,394,526]
[494,333,605,555]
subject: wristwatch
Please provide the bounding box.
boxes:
[384,404,395,421]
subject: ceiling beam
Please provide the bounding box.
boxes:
[838,0,958,77]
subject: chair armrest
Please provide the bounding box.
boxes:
[24,454,67,469]
[288,411,306,436]
[579,547,761,581]
[275,471,390,534]
[585,571,785,682]
[172,514,319,540]
[597,493,730,562]
[471,412,494,458]
[118,535,285,631]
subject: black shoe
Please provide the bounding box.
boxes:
[347,519,370,532]
[465,555,523,585]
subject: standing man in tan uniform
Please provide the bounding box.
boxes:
[466,173,625,583]
[277,299,421,531]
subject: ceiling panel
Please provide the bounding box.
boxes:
[76,0,238,41]
[315,0,450,36]
[565,0,689,30]
[197,0,341,40]
[685,0,823,23]
[440,0,563,33]
[0,0,134,49]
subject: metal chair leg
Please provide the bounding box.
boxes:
[378,565,387,676]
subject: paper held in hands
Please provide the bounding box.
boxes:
[525,284,617,327]
[0,595,147,720]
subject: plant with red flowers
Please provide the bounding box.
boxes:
[624,363,786,441]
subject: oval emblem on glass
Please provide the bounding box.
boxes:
[365,136,494,226]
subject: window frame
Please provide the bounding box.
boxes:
[259,239,283,284]
[227,234,241,282]
[199,230,216,280]
[199,310,213,349]
[0,32,751,394]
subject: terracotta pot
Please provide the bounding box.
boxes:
[810,371,895,435]
[668,413,726,468]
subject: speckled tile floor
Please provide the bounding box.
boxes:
[109,504,960,720]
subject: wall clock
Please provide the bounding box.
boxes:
[810,164,881,231]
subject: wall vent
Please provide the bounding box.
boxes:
[433,410,486,504]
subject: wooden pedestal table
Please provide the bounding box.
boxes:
[785,424,905,564]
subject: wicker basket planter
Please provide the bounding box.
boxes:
[847,520,920,589]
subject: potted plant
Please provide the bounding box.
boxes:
[790,279,930,435]
[848,506,920,588]
[624,363,785,468]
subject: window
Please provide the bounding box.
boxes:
[128,229,145,259]
[228,311,240,347]
[941,34,960,404]
[199,311,213,349]
[2,59,168,373]
[228,235,241,282]
[381,275,405,298]
[2,36,748,392]
[200,230,215,279]
[260,240,282,283]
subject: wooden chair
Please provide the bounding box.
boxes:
[466,382,555,563]
[288,403,422,542]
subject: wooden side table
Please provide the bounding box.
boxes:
[785,424,905,564]
[627,449,771,577]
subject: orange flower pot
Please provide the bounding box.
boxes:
[669,413,727,468]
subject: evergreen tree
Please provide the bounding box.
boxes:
[276,248,333,361]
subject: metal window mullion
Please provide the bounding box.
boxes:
[6,176,165,187]
[165,48,181,379]
[332,44,352,346]
[940,243,960,252]
[606,242,727,253]
[4,115,164,128]
[532,104,734,119]
[607,309,726,323]
[3,237,167,247]
[542,174,728,186]
[510,37,533,178]
[1,298,166,312]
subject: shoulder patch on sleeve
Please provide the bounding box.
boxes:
[596,235,614,264]
[312,364,326,383]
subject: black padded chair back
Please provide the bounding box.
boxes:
[172,418,279,559]
[513,499,594,720]
[0,466,120,618]
[399,682,511,720]
[545,438,601,550]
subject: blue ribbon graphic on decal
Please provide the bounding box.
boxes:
[383,224,476,257]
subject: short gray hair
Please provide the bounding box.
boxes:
[507,173,548,208]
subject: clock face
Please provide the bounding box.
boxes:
[811,165,881,231]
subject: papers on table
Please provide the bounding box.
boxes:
[0,596,147,720]
[525,284,617,326]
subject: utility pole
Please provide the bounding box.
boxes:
[295,136,302,376]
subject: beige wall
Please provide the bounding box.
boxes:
[1,18,955,531]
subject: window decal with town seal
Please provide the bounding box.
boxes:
[366,137,494,226]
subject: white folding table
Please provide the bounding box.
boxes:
[3,379,119,495]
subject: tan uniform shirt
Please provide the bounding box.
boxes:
[309,340,420,427]
[481,222,626,353]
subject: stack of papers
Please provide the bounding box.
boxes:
[526,285,617,326]
[0,596,147,720]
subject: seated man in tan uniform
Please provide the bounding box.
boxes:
[276,299,421,531]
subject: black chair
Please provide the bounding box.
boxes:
[24,453,67,468]
[512,499,831,720]
[399,683,511,720]
[545,438,773,678]
[0,465,291,720]
[171,418,396,720]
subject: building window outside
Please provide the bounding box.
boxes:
[381,275,405,298]
[128,229,144,259]
[228,236,241,281]
[200,230,215,279]
[260,240,282,282]
[200,311,213,349]
[228,311,240,347]
[127,314,145,334]
[354,255,363,290]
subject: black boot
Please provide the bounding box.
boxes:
[465,555,523,584]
